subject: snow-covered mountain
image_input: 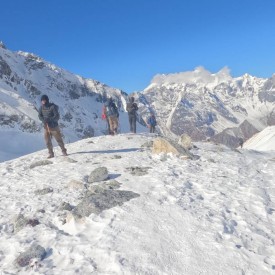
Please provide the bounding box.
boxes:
[0,134,274,274]
[0,42,145,162]
[136,67,275,147]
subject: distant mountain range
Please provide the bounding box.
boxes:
[135,66,275,147]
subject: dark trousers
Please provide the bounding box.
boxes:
[129,115,136,133]
[150,125,155,133]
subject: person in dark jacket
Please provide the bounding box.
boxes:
[104,98,119,135]
[147,113,157,133]
[38,95,67,158]
[126,97,138,133]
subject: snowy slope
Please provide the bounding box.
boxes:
[243,126,275,151]
[0,134,274,274]
[136,67,275,147]
[0,42,145,162]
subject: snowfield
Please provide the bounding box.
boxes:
[0,134,274,274]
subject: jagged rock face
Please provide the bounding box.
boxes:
[137,68,275,147]
[0,44,128,142]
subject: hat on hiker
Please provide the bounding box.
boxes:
[41,95,49,103]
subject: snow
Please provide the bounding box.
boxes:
[151,66,232,88]
[244,126,275,151]
[0,134,274,274]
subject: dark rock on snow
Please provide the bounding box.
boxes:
[88,167,109,183]
[15,244,47,267]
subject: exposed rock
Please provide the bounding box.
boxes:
[12,214,28,233]
[15,244,47,267]
[71,189,140,219]
[141,140,154,148]
[88,167,109,183]
[34,187,53,196]
[11,215,39,233]
[27,219,40,227]
[153,137,191,157]
[68,179,83,190]
[87,180,122,195]
[178,134,192,150]
[0,56,12,77]
[30,160,53,169]
[126,166,151,176]
[112,155,122,159]
[211,119,260,148]
[62,157,77,163]
[59,202,73,211]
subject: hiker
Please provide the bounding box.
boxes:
[101,105,111,135]
[104,98,119,135]
[38,95,67,158]
[126,97,138,133]
[147,113,157,133]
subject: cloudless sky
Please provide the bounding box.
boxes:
[1,0,275,93]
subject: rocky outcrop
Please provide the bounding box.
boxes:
[211,119,260,148]
[152,137,195,159]
[70,180,139,220]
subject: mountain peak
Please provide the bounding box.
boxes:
[150,67,232,87]
[0,41,7,49]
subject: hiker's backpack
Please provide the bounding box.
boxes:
[148,116,157,126]
[106,102,118,117]
[127,102,138,115]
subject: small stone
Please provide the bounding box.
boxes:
[13,214,28,233]
[68,179,83,190]
[59,202,73,211]
[113,155,122,159]
[178,134,192,150]
[126,167,151,176]
[27,219,40,227]
[30,160,53,169]
[141,141,153,148]
[87,180,122,195]
[62,157,77,163]
[34,187,53,196]
[15,244,47,267]
[88,167,109,183]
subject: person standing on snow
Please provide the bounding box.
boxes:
[38,95,67,158]
[104,98,119,135]
[101,105,111,135]
[147,113,157,133]
[126,96,138,133]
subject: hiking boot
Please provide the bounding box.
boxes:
[62,150,68,156]
[47,153,54,159]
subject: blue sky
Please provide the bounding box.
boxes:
[1,0,275,93]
